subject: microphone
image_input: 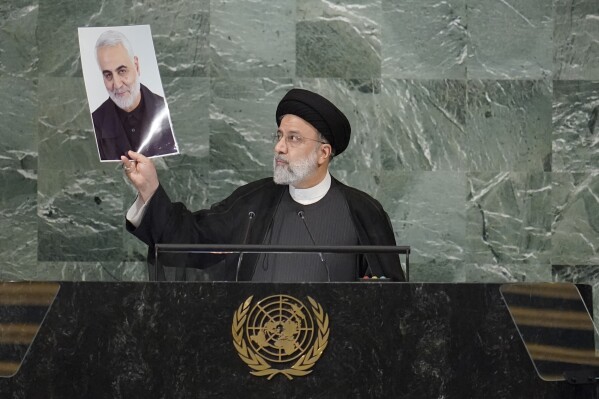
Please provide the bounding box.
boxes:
[235,211,255,281]
[297,210,331,282]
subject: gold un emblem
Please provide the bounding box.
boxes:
[232,294,330,380]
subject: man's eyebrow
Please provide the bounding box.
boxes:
[102,65,128,74]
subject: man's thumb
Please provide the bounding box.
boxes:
[127,150,146,162]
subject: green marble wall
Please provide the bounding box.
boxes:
[1,0,598,295]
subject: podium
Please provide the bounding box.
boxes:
[0,282,596,398]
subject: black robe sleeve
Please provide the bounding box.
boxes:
[126,178,285,278]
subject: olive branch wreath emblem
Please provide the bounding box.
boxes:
[231,295,330,380]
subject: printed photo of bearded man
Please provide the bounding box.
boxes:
[91,29,177,161]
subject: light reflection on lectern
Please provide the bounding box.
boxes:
[0,282,59,377]
[501,283,599,382]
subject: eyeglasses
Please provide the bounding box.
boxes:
[272,132,327,147]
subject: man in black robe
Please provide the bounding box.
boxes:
[122,88,405,282]
[92,30,177,161]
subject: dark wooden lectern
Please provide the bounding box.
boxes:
[0,282,595,398]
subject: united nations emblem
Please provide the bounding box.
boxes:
[232,295,330,380]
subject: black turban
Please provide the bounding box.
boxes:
[275,88,351,156]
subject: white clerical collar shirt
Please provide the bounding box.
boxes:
[289,171,331,205]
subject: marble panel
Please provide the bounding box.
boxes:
[332,168,387,211]
[295,78,382,174]
[466,172,552,268]
[465,262,552,282]
[210,0,295,77]
[38,0,210,77]
[161,77,211,169]
[296,0,381,78]
[209,78,292,174]
[409,260,467,283]
[0,78,37,170]
[37,77,114,171]
[127,0,210,77]
[37,168,125,262]
[552,80,599,172]
[381,0,466,79]
[377,171,466,265]
[552,264,599,332]
[0,1,38,77]
[36,261,147,281]
[467,0,552,79]
[38,0,126,77]
[0,170,37,281]
[0,0,595,286]
[553,264,599,285]
[465,80,552,172]
[554,0,599,80]
[552,172,599,265]
[379,79,467,171]
[155,163,210,215]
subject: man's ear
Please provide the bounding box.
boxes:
[318,144,332,165]
[134,56,140,75]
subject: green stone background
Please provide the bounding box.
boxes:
[1,0,598,305]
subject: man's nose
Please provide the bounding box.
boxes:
[274,136,287,153]
[113,74,124,88]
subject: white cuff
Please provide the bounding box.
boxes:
[126,195,150,228]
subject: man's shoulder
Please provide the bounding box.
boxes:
[140,84,166,109]
[92,97,115,120]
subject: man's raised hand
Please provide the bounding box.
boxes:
[120,151,159,203]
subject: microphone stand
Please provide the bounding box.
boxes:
[235,211,255,281]
[297,210,331,282]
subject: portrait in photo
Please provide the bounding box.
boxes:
[78,25,178,162]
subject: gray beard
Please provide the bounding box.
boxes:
[273,147,319,186]
[108,76,141,111]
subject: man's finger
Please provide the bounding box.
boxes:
[127,150,148,163]
[118,155,134,173]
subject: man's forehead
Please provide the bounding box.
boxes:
[97,44,133,68]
